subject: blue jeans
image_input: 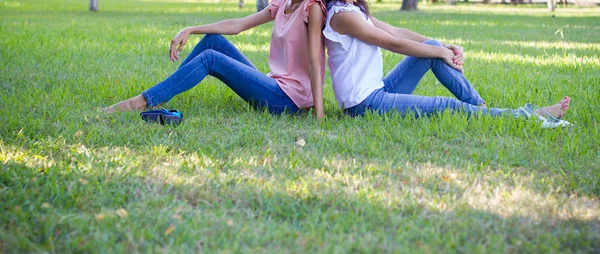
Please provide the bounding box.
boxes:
[345,40,518,118]
[142,34,300,114]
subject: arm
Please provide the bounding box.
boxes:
[306,4,325,121]
[186,7,273,35]
[169,7,273,61]
[370,17,429,43]
[371,16,466,66]
[330,12,463,72]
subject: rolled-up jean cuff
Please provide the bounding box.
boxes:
[141,91,156,108]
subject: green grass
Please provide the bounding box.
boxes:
[1,0,600,252]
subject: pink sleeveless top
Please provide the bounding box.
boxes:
[267,0,327,108]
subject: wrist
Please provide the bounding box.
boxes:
[183,27,196,35]
[437,47,449,58]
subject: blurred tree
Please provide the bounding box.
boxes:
[548,0,555,10]
[401,0,418,10]
[257,0,268,11]
[239,0,268,11]
[90,0,98,11]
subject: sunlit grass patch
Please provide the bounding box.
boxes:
[467,51,600,67]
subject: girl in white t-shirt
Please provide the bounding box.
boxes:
[323,0,571,128]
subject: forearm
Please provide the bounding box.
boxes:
[387,38,450,58]
[307,46,324,119]
[306,3,325,120]
[308,65,324,119]
[372,17,430,43]
[393,28,430,43]
[395,28,452,47]
[186,19,243,35]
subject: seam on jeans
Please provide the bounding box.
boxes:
[208,51,297,111]
[213,45,234,59]
[141,91,155,108]
[204,35,255,69]
[150,50,294,112]
[212,44,256,70]
[385,57,420,93]
[149,51,215,106]
[440,62,481,105]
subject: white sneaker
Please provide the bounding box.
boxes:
[517,103,572,129]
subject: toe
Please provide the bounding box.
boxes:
[560,97,570,107]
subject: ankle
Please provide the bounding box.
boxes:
[131,95,148,110]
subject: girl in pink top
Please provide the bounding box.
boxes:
[105,0,328,120]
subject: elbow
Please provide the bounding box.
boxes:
[384,41,403,54]
[225,20,243,35]
[387,39,408,54]
[231,25,243,35]
[225,27,241,35]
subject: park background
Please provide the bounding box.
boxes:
[1,0,599,252]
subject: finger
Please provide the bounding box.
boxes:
[170,40,178,61]
[169,42,175,61]
[173,45,180,60]
[453,63,464,73]
[171,45,178,62]
[175,41,186,61]
[455,55,464,63]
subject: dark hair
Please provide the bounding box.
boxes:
[325,0,370,17]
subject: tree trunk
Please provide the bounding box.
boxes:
[547,0,555,10]
[89,0,98,12]
[482,0,490,4]
[448,0,456,5]
[238,0,244,9]
[400,0,418,11]
[256,0,269,11]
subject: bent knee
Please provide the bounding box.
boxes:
[189,49,220,65]
[201,34,225,43]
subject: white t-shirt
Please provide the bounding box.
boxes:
[322,3,384,109]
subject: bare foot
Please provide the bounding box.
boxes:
[104,95,148,114]
[537,96,570,119]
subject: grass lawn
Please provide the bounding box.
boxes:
[1,0,599,252]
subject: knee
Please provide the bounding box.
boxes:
[200,34,225,44]
[423,39,443,47]
[190,49,218,64]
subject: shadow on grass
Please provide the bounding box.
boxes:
[1,153,599,252]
